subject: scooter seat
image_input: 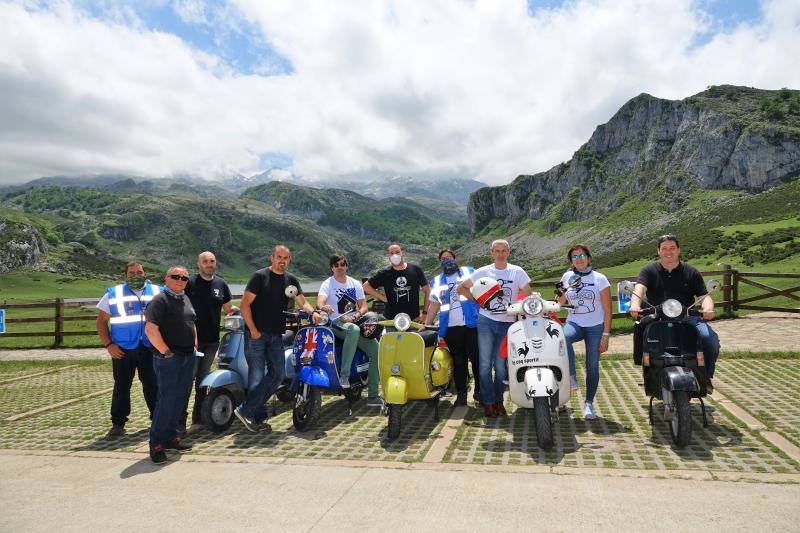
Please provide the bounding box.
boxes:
[418,329,438,348]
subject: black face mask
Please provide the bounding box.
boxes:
[441,259,459,276]
[572,265,593,276]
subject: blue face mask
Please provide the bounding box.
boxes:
[441,258,459,276]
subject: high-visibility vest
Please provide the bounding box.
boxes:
[107,282,162,349]
[431,267,478,338]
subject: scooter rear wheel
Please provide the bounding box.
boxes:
[668,390,692,448]
[533,397,554,450]
[201,388,235,433]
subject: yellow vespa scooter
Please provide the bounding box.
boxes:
[377,313,453,440]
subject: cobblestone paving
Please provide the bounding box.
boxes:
[715,359,800,448]
[445,360,799,473]
[0,362,450,461]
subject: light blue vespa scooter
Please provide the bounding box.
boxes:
[199,312,296,433]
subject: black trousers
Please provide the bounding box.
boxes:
[110,344,157,426]
[181,340,220,426]
[444,326,480,396]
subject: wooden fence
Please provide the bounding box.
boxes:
[1,267,798,346]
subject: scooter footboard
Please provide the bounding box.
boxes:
[524,367,558,399]
[661,366,698,392]
[384,376,408,404]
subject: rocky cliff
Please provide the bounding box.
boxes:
[0,220,48,274]
[469,86,800,233]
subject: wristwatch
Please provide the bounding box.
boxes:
[104,342,113,348]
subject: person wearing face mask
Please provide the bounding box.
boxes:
[96,261,162,438]
[424,249,481,407]
[364,243,430,320]
[555,244,612,420]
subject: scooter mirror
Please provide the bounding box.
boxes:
[285,285,299,298]
[620,280,635,294]
[706,279,721,294]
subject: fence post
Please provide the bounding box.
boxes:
[732,269,739,312]
[54,298,64,346]
[722,264,733,317]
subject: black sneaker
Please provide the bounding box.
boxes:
[176,425,187,439]
[150,444,167,464]
[234,407,259,433]
[454,393,467,406]
[164,438,193,452]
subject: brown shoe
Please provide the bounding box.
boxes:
[494,401,507,416]
[106,424,126,438]
[484,404,497,418]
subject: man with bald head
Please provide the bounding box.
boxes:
[182,251,237,435]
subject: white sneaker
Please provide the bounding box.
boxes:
[339,375,351,389]
[583,402,597,420]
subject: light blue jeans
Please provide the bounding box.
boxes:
[477,314,511,405]
[564,321,604,403]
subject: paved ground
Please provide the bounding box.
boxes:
[2,452,799,532]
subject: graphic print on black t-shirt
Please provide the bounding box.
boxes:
[393,275,411,303]
[335,287,358,315]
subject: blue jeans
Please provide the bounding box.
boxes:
[564,322,604,403]
[239,333,285,422]
[477,314,511,405]
[680,316,721,378]
[149,351,195,447]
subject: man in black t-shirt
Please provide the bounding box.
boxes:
[182,251,237,435]
[364,243,430,320]
[235,245,321,432]
[144,266,197,464]
[629,234,720,386]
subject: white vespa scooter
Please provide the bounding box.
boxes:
[505,293,571,450]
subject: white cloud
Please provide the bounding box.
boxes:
[0,0,798,186]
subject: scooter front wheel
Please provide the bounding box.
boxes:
[668,390,692,448]
[201,388,235,433]
[533,397,554,450]
[387,404,403,441]
[293,385,321,432]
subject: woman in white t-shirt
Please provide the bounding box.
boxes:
[556,244,612,420]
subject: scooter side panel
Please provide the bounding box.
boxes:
[200,369,245,391]
[506,317,569,407]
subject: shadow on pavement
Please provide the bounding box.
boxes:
[119,454,181,478]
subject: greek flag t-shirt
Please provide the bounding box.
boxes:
[559,269,610,327]
[318,276,365,320]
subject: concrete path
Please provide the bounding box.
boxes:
[1,451,798,532]
[2,312,796,361]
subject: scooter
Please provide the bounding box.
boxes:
[287,310,382,432]
[622,279,720,448]
[504,293,571,450]
[377,313,453,440]
[199,312,296,433]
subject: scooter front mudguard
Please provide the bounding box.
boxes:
[201,369,245,392]
[524,367,558,399]
[298,365,331,388]
[384,376,408,405]
[661,366,698,392]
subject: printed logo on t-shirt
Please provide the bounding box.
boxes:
[335,287,358,315]
[568,283,596,314]
[448,282,460,308]
[213,288,220,297]
[394,276,411,302]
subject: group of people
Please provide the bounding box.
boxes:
[97,234,720,464]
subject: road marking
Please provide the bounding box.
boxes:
[0,364,80,386]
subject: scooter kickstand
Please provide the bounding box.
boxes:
[699,396,709,428]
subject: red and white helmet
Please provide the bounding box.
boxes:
[471,277,503,309]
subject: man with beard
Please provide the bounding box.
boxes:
[96,261,161,438]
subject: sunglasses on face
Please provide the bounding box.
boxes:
[168,274,189,282]
[333,261,347,268]
[571,253,588,260]
[658,234,677,244]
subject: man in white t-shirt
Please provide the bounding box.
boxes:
[318,253,381,406]
[458,240,532,417]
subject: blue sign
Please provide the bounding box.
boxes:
[0,309,5,334]
[617,282,632,313]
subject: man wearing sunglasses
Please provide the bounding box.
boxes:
[236,245,321,432]
[96,261,161,439]
[144,266,197,464]
[629,234,720,390]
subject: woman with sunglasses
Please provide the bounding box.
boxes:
[556,244,612,420]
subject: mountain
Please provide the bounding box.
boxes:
[463,85,800,273]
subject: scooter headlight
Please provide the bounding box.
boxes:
[521,296,544,316]
[393,313,411,332]
[662,299,683,318]
[223,316,242,331]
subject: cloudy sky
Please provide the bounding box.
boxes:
[0,0,798,186]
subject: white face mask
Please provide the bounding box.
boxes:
[389,253,402,266]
